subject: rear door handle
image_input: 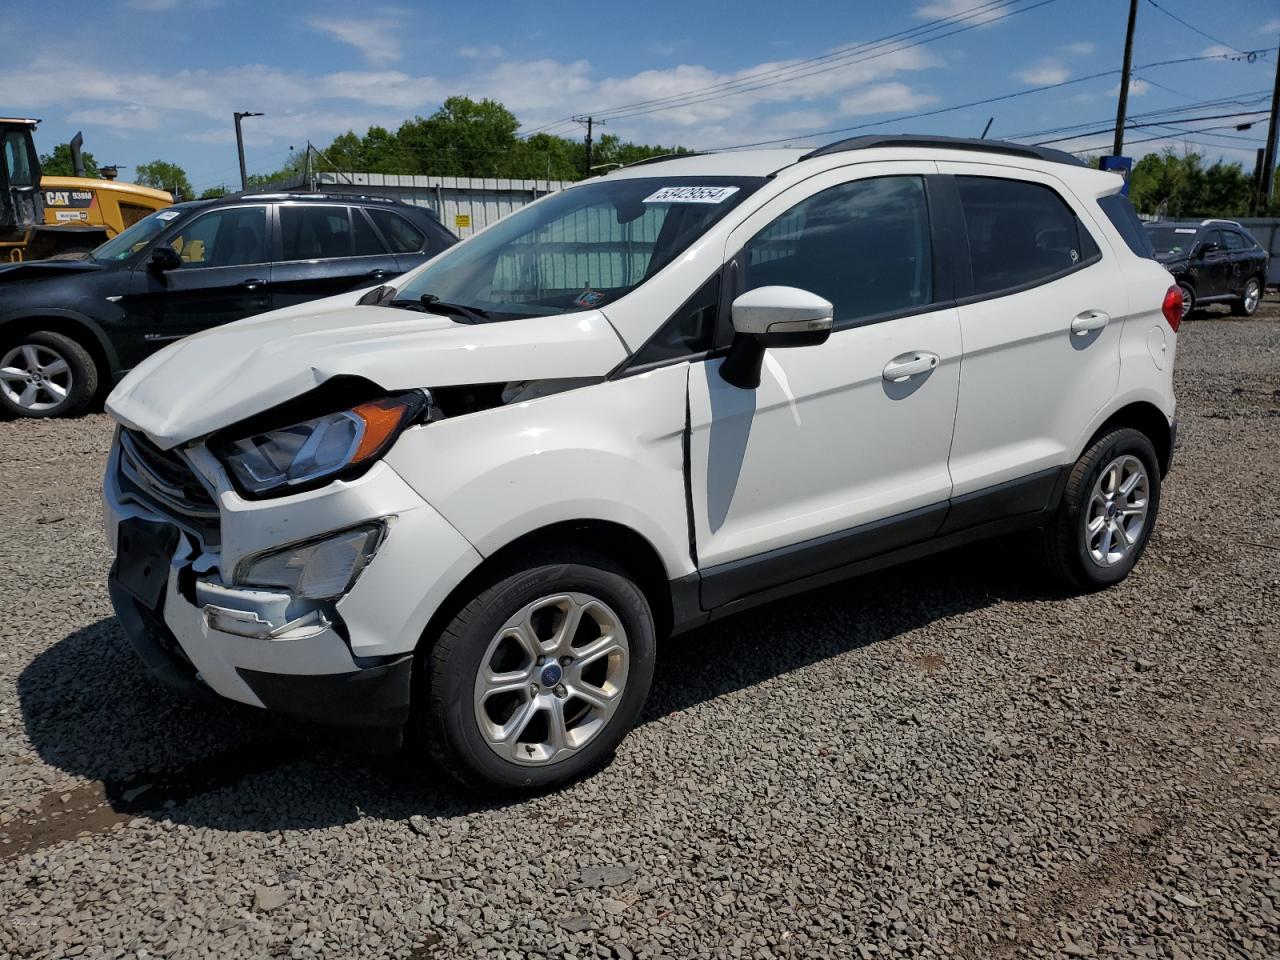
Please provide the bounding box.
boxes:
[242,278,266,291]
[1070,310,1110,335]
[365,269,390,278]
[882,352,939,382]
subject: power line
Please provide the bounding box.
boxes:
[598,0,1055,123]
[1006,89,1271,140]
[523,0,1045,135]
[1033,109,1271,145]
[1144,0,1244,56]
[704,51,1268,152]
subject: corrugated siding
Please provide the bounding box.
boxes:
[314,173,574,239]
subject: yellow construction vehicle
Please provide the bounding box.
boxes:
[1,119,172,262]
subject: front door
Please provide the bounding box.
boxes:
[269,204,403,311]
[123,204,272,356]
[687,164,962,608]
[938,164,1126,499]
[1197,228,1232,299]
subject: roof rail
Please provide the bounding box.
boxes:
[235,191,401,204]
[621,151,705,169]
[800,134,1085,167]
[1199,217,1241,227]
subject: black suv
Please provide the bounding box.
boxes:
[0,192,456,418]
[1144,219,1268,320]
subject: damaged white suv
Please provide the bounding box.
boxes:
[104,136,1181,793]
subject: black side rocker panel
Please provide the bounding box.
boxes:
[671,465,1068,631]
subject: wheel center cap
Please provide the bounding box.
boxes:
[539,663,563,687]
[1105,501,1119,519]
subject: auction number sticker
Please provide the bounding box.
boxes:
[156,210,181,220]
[644,185,740,204]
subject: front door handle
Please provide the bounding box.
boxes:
[1070,310,1110,335]
[882,352,939,382]
[242,278,266,291]
[365,269,390,278]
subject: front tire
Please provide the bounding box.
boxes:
[1043,428,1161,591]
[1231,277,1261,316]
[418,550,656,795]
[0,331,98,418]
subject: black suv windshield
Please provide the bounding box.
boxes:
[1145,224,1199,258]
[92,209,185,261]
[393,176,764,320]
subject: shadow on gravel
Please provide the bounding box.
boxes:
[17,538,1054,835]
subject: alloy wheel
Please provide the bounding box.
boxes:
[0,343,74,412]
[1084,454,1150,567]
[1243,279,1260,314]
[1179,285,1194,319]
[473,592,630,766]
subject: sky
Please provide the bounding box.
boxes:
[2,0,1278,192]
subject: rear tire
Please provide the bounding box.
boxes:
[1231,277,1261,316]
[1043,428,1161,591]
[417,549,656,795]
[0,331,98,419]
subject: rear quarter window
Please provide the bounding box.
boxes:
[1099,194,1155,258]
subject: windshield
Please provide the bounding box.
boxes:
[1144,224,1198,258]
[92,209,183,261]
[393,176,764,319]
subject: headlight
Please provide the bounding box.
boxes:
[235,523,385,599]
[213,394,425,497]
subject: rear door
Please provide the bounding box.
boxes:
[938,164,1127,502]
[268,203,402,311]
[122,204,272,350]
[365,206,453,273]
[687,163,964,604]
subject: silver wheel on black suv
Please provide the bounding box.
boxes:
[0,331,98,419]
[1232,277,1261,317]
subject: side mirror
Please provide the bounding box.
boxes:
[149,245,182,272]
[719,286,833,389]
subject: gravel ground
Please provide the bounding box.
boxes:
[1,302,1278,960]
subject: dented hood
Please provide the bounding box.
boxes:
[107,296,628,448]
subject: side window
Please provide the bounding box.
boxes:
[1222,230,1245,251]
[351,208,388,256]
[167,206,267,268]
[2,130,35,187]
[630,275,720,367]
[1097,192,1154,259]
[1202,229,1224,252]
[280,205,357,260]
[742,175,933,327]
[956,176,1100,296]
[367,208,426,254]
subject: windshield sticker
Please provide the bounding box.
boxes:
[573,289,608,308]
[1174,228,1196,233]
[643,185,740,204]
[156,210,181,221]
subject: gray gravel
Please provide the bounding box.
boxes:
[1,305,1278,959]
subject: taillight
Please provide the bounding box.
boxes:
[1161,285,1182,332]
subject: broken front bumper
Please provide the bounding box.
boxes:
[102,438,481,734]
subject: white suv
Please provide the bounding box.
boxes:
[103,136,1181,793]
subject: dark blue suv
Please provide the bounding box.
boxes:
[0,193,456,418]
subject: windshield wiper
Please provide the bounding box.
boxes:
[387,293,490,324]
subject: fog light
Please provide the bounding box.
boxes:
[235,523,385,599]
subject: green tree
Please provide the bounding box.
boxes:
[38,142,99,178]
[199,185,231,199]
[1128,149,1259,219]
[134,160,193,200]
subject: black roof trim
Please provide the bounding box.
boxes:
[800,135,1085,167]
[621,151,704,168]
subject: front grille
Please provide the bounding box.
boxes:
[118,430,221,547]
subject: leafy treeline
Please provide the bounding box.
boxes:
[316,97,692,180]
[1128,149,1277,219]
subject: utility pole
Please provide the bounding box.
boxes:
[1112,0,1139,157]
[571,116,603,178]
[233,111,264,192]
[1258,36,1280,213]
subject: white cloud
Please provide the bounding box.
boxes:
[458,44,503,59]
[1261,18,1280,34]
[307,11,405,65]
[1112,78,1150,97]
[1013,60,1069,86]
[1063,41,1095,56]
[914,0,1008,25]
[1198,45,1237,59]
[839,82,938,116]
